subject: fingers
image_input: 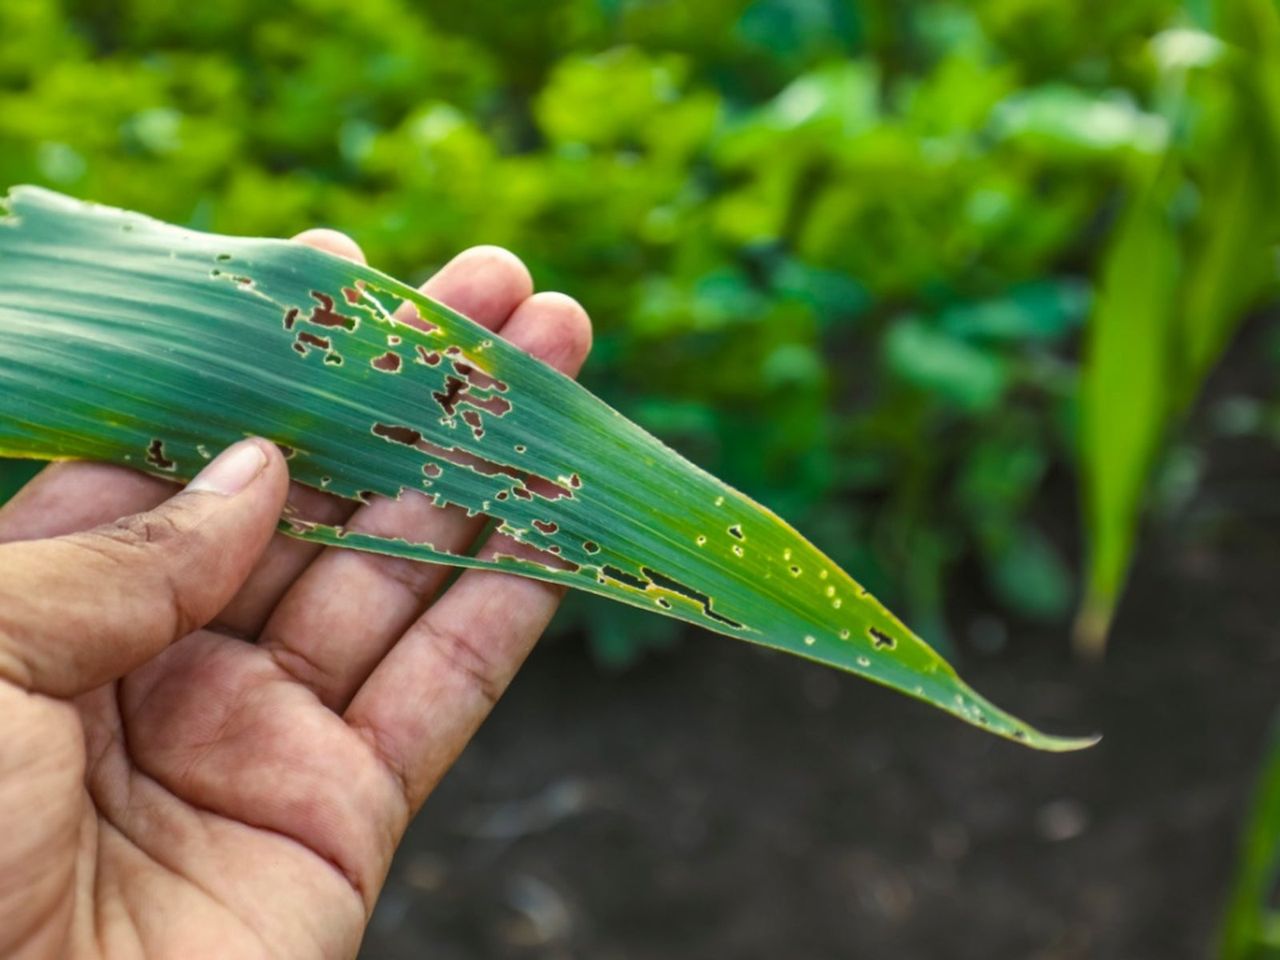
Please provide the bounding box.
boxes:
[0,461,176,543]
[0,229,371,641]
[334,292,592,807]
[260,255,586,711]
[208,230,371,636]
[344,556,566,816]
[405,245,534,327]
[0,439,289,697]
[290,229,367,262]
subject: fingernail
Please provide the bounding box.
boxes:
[187,439,268,496]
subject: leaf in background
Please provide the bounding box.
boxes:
[991,85,1169,158]
[1077,0,1280,657]
[0,187,1094,751]
[884,316,1009,412]
[1179,0,1280,401]
[986,526,1072,622]
[1076,181,1180,656]
[1219,713,1280,960]
[938,279,1091,345]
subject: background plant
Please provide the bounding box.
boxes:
[1221,713,1280,959]
[0,0,1276,666]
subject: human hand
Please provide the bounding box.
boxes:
[0,232,592,959]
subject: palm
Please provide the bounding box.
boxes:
[68,626,379,958]
[0,237,592,959]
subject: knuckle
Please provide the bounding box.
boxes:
[103,509,187,550]
[422,616,504,708]
[74,505,211,638]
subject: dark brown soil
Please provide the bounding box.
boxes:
[358,327,1280,960]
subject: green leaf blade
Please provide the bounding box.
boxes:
[0,186,1095,751]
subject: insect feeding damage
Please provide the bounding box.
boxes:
[0,187,1099,751]
[145,438,176,471]
[249,272,756,633]
[207,251,1014,737]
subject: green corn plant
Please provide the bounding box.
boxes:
[0,186,1094,751]
[1076,5,1280,657]
[1220,713,1280,960]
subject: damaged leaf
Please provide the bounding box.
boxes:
[0,187,1095,751]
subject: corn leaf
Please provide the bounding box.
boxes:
[0,187,1094,751]
[1219,712,1280,960]
[1076,180,1181,655]
[1077,1,1280,656]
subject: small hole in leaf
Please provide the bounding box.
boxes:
[869,627,895,650]
[146,439,176,471]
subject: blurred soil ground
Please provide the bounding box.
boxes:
[359,319,1280,960]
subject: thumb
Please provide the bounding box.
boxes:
[0,438,289,697]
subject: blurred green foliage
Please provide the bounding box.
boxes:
[1221,714,1280,959]
[0,0,1276,661]
[1077,0,1280,654]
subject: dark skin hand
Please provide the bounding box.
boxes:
[0,232,593,959]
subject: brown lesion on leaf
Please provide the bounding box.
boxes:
[869,627,896,650]
[370,422,575,502]
[728,524,744,540]
[598,564,746,629]
[372,423,422,446]
[210,269,255,286]
[371,351,402,373]
[452,360,509,394]
[305,291,359,331]
[465,394,512,417]
[415,346,442,366]
[432,373,512,432]
[532,520,559,535]
[601,565,648,590]
[383,296,440,335]
[582,540,600,554]
[461,410,484,439]
[146,439,176,472]
[294,331,331,354]
[432,375,468,418]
